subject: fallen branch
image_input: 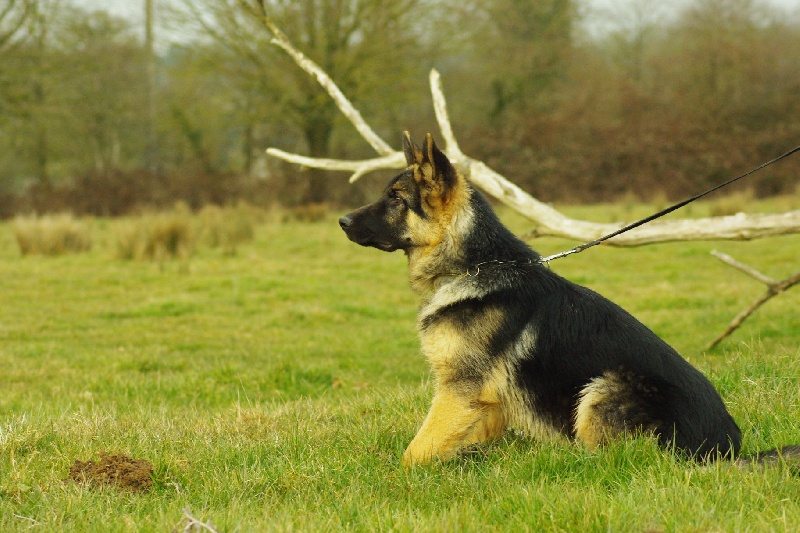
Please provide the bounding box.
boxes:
[262,16,394,158]
[707,250,800,349]
[266,148,406,183]
[174,509,219,533]
[262,20,800,246]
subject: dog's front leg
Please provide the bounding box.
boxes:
[402,383,502,466]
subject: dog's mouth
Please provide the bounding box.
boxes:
[346,233,397,252]
[374,241,398,252]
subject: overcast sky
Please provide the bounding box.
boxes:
[75,0,800,20]
[73,0,800,39]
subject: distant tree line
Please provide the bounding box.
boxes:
[1,0,798,217]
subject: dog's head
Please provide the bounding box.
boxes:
[339,132,467,254]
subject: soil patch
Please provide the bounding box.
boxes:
[67,452,153,492]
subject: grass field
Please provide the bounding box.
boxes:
[1,199,799,532]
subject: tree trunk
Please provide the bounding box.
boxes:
[144,0,158,174]
[302,109,334,204]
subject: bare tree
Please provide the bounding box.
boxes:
[602,0,668,89]
[179,0,430,203]
[145,0,158,173]
[0,0,34,52]
[263,21,800,246]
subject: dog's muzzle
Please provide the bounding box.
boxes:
[338,212,398,251]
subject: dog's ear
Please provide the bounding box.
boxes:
[403,131,423,166]
[423,133,446,179]
[422,133,457,193]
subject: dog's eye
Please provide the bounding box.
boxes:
[388,191,404,206]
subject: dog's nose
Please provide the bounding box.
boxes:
[338,215,352,229]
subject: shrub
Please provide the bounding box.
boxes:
[12,214,92,256]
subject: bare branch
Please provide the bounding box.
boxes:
[524,209,800,245]
[266,148,405,183]
[263,20,800,246]
[707,251,800,349]
[0,0,35,50]
[709,250,778,285]
[174,508,219,533]
[262,16,395,157]
[429,69,464,161]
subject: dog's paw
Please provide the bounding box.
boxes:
[402,442,436,467]
[401,448,425,468]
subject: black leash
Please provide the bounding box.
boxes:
[537,144,800,264]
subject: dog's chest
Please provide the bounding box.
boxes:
[415,279,513,382]
[417,320,469,380]
[415,284,490,380]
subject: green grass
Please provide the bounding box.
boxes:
[1,200,799,532]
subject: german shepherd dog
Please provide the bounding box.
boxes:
[339,132,799,468]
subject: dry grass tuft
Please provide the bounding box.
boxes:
[115,204,195,263]
[12,213,92,256]
[282,203,329,223]
[197,203,256,255]
[708,188,755,217]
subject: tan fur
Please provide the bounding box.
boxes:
[574,372,661,450]
[402,384,492,466]
[406,201,472,295]
[403,295,502,465]
[402,353,564,466]
[402,375,509,466]
[403,136,473,297]
[418,304,498,373]
[399,133,566,465]
[574,378,611,450]
[483,359,564,444]
[404,303,562,465]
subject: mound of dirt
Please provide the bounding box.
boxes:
[67,452,153,492]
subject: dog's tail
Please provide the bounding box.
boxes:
[735,445,800,470]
